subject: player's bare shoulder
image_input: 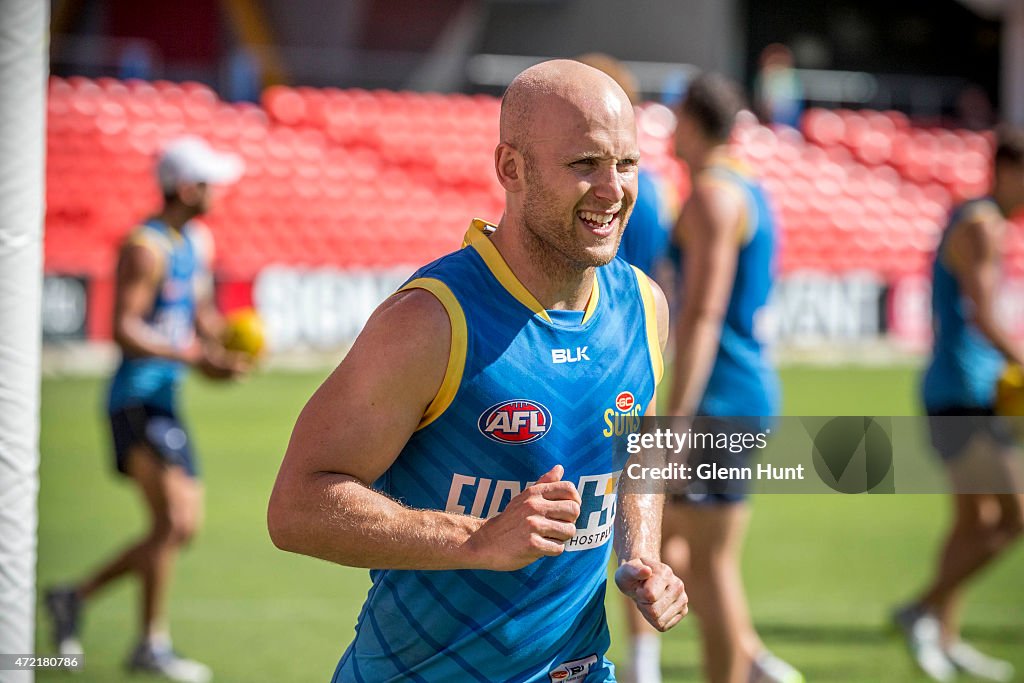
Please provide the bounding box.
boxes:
[116,224,174,287]
[283,285,454,481]
[375,287,451,349]
[119,236,160,272]
[332,286,453,416]
[113,242,167,306]
[948,202,1005,268]
[681,173,744,242]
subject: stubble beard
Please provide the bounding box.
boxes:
[520,181,625,283]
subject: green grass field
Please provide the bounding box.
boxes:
[35,366,1023,682]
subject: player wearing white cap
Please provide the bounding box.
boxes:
[45,137,249,683]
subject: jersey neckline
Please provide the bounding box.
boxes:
[461,218,601,326]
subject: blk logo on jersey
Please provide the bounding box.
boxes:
[478,400,552,445]
[551,346,590,364]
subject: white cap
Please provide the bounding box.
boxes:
[156,136,244,192]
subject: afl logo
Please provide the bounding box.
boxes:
[550,672,569,681]
[615,391,635,413]
[478,400,552,445]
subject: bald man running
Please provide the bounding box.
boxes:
[268,60,686,682]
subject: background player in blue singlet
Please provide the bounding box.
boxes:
[45,137,249,683]
[268,60,687,682]
[624,73,802,683]
[894,128,1024,683]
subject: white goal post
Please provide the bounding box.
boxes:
[0,1,48,681]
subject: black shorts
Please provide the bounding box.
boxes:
[109,403,199,478]
[926,405,1016,462]
[668,416,758,506]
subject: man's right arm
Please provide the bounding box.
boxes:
[950,218,1024,366]
[267,288,581,571]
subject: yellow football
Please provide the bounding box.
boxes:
[995,363,1024,417]
[222,308,266,358]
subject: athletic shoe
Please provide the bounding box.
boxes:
[44,586,83,657]
[892,603,956,682]
[946,640,1014,682]
[126,642,212,683]
[749,650,805,683]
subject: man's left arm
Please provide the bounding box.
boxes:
[613,278,688,632]
[189,223,249,378]
[194,288,226,344]
[189,222,226,342]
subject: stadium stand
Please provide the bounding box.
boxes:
[44,76,1024,339]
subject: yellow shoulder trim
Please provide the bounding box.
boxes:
[463,218,553,322]
[125,227,170,283]
[961,200,1002,224]
[945,200,1002,273]
[708,149,754,175]
[461,217,497,247]
[397,277,468,430]
[582,274,600,324]
[631,265,664,386]
[127,226,172,254]
[700,175,752,246]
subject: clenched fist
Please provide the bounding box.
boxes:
[465,465,582,571]
[615,557,688,631]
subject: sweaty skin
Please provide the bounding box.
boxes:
[268,59,685,631]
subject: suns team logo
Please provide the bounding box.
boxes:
[603,389,643,437]
[478,400,552,445]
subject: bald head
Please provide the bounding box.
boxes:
[500,59,634,153]
[492,59,640,274]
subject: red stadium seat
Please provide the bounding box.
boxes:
[802,108,844,146]
[45,76,999,282]
[263,85,306,126]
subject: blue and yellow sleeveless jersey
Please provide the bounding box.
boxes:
[333,219,663,683]
[107,219,209,413]
[922,198,1006,411]
[678,156,779,418]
